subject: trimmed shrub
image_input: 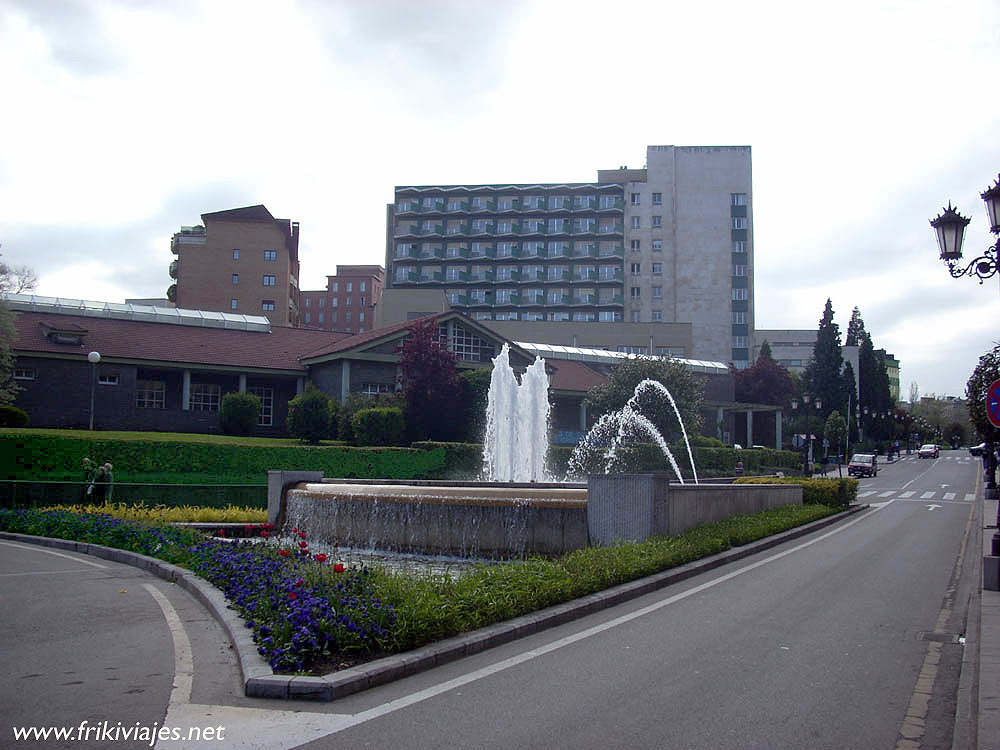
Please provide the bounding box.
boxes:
[411,441,484,479]
[219,392,261,436]
[287,388,332,444]
[352,407,406,447]
[0,405,29,427]
[734,476,858,505]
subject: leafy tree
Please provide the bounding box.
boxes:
[397,317,462,442]
[966,342,1000,444]
[803,299,843,423]
[336,391,399,443]
[824,410,848,471]
[0,301,19,405]
[286,386,332,444]
[219,391,261,436]
[733,342,796,406]
[458,367,492,443]
[585,357,704,444]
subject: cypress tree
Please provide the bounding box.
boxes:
[804,299,844,422]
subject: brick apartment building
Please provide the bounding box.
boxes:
[170,205,301,327]
[299,265,385,334]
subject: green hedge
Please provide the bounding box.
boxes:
[410,441,484,479]
[353,408,406,447]
[552,442,801,479]
[734,476,858,505]
[0,434,447,484]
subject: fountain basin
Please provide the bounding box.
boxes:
[278,476,588,558]
[268,471,803,560]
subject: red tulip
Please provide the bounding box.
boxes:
[288,592,297,600]
[333,563,346,573]
[298,541,308,548]
[314,553,327,563]
[279,549,290,557]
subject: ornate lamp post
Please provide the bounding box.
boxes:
[88,351,101,431]
[930,174,1000,283]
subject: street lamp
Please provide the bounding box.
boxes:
[88,351,101,431]
[791,395,822,476]
[929,174,1000,283]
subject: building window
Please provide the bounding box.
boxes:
[652,239,663,251]
[631,216,641,229]
[347,282,353,292]
[262,300,275,312]
[232,274,239,285]
[247,387,274,426]
[233,249,240,260]
[332,297,338,307]
[630,193,641,205]
[318,311,324,323]
[304,312,311,323]
[733,264,747,276]
[651,310,663,321]
[361,383,392,395]
[733,311,747,324]
[652,262,663,274]
[345,296,352,306]
[630,287,641,299]
[264,250,277,261]
[263,275,276,286]
[630,263,640,274]
[359,311,365,322]
[136,380,165,409]
[733,335,749,347]
[231,298,238,310]
[630,311,640,322]
[732,240,746,252]
[652,286,663,299]
[332,281,339,292]
[13,367,36,380]
[630,239,640,252]
[732,193,747,206]
[361,281,366,292]
[305,298,311,307]
[732,288,748,301]
[651,215,662,228]
[190,383,220,412]
[345,311,352,322]
[318,297,324,307]
[652,192,662,205]
[732,217,747,229]
[331,311,337,322]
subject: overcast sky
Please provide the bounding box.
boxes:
[2,0,999,399]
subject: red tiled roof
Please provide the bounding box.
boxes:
[546,358,607,394]
[11,311,351,372]
[299,314,441,362]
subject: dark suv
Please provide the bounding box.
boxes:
[848,453,877,478]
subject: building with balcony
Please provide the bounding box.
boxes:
[300,265,385,334]
[384,145,754,366]
[170,205,301,327]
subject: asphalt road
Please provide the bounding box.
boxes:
[0,449,982,750]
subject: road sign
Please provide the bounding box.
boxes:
[988,379,1000,428]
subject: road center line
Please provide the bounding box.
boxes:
[143,583,194,707]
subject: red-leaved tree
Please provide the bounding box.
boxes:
[397,317,462,442]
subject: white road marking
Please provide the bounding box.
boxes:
[965,494,976,503]
[143,583,193,707]
[920,491,935,499]
[899,491,916,498]
[943,492,956,500]
[878,491,896,498]
[858,491,877,498]
[0,540,107,568]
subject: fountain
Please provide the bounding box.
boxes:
[270,347,803,557]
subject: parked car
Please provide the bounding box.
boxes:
[970,442,987,457]
[848,453,878,477]
[918,444,939,459]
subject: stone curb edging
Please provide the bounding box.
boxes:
[0,503,868,702]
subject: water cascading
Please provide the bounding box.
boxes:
[481,343,551,482]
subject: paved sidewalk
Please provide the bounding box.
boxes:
[980,490,999,750]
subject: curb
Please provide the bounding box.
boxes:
[0,503,868,702]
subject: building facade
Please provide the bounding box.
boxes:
[385,145,753,366]
[300,265,385,334]
[171,205,301,327]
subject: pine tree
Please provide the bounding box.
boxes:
[804,299,844,422]
[845,307,866,347]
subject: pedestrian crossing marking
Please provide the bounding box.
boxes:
[858,490,877,498]
[943,492,956,500]
[920,491,935,499]
[965,494,976,502]
[899,491,916,498]
[878,491,895,497]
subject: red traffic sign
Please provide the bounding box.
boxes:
[988,379,1000,428]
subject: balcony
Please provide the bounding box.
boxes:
[393,271,419,284]
[520,296,545,307]
[467,271,495,282]
[572,198,596,211]
[469,223,496,236]
[597,269,624,282]
[418,248,445,260]
[416,271,443,284]
[168,260,178,279]
[574,245,599,258]
[572,294,596,305]
[445,201,469,213]
[444,271,469,283]
[598,222,625,235]
[572,269,597,282]
[495,271,521,283]
[599,243,625,258]
[546,295,571,306]
[170,226,206,254]
[597,197,625,212]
